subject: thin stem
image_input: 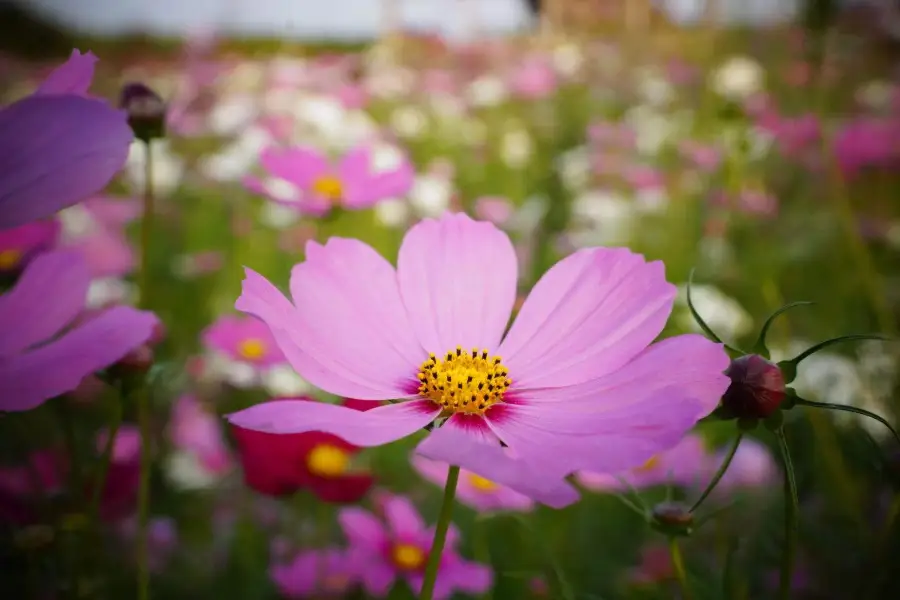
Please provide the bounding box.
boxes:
[669,537,693,600]
[690,433,743,513]
[136,140,155,600]
[89,395,123,521]
[53,403,82,492]
[419,465,460,600]
[789,334,889,366]
[775,428,798,600]
[794,397,900,446]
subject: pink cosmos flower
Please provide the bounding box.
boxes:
[628,544,674,585]
[167,395,234,478]
[0,50,132,229]
[412,455,534,513]
[226,213,730,507]
[202,314,286,368]
[508,57,558,100]
[57,196,141,278]
[711,437,779,497]
[244,144,414,217]
[0,251,157,412]
[338,494,492,599]
[677,140,723,173]
[576,434,709,492]
[473,196,514,226]
[270,548,359,598]
[0,219,60,272]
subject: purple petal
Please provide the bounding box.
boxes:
[396,213,517,354]
[225,399,440,446]
[0,250,90,357]
[415,416,580,508]
[260,146,329,189]
[35,50,98,96]
[0,95,132,230]
[499,247,676,388]
[338,507,388,549]
[0,306,157,412]
[382,495,426,539]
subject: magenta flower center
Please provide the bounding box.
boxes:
[306,444,350,477]
[311,175,344,202]
[391,543,426,571]
[416,346,512,415]
[0,248,22,270]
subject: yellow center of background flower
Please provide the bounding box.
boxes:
[306,444,350,477]
[238,338,266,360]
[0,248,23,270]
[391,543,425,571]
[468,473,498,492]
[312,175,343,202]
[417,346,511,415]
[634,455,661,473]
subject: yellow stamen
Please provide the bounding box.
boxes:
[634,455,661,473]
[238,338,267,361]
[0,248,23,270]
[312,175,344,202]
[417,346,511,416]
[468,473,498,492]
[306,444,350,477]
[391,543,425,571]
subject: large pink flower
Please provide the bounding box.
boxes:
[226,213,729,506]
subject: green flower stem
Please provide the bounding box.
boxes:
[775,428,798,600]
[690,432,743,513]
[90,394,123,520]
[137,141,156,600]
[669,537,693,600]
[419,465,460,600]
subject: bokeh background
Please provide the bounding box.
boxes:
[2,0,900,598]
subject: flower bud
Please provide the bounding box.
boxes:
[720,354,786,419]
[119,82,166,142]
[111,344,155,376]
[650,502,694,537]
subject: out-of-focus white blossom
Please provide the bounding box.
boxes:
[674,284,753,340]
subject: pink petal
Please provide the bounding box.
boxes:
[499,247,676,388]
[446,559,493,595]
[338,507,388,549]
[382,495,425,539]
[0,306,156,412]
[260,146,329,189]
[415,416,580,508]
[289,238,425,393]
[36,50,98,96]
[396,213,517,354]
[236,267,410,399]
[225,399,440,446]
[0,250,90,357]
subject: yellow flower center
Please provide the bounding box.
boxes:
[238,338,267,361]
[0,248,23,270]
[306,444,350,477]
[312,175,344,202]
[468,473,498,492]
[634,455,661,473]
[417,346,511,415]
[391,543,425,571]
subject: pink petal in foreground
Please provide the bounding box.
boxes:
[396,213,518,354]
[36,49,98,96]
[499,247,676,388]
[0,250,90,357]
[225,399,440,446]
[0,306,157,412]
[415,416,580,508]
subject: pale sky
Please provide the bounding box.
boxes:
[18,0,800,40]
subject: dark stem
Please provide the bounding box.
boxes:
[419,465,460,600]
[775,427,798,600]
[690,433,743,513]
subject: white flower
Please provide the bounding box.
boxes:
[262,177,300,204]
[261,364,312,397]
[855,79,895,112]
[635,68,674,107]
[86,278,134,309]
[570,189,636,247]
[370,143,405,174]
[466,76,508,108]
[57,205,97,242]
[165,452,224,491]
[556,146,592,191]
[390,106,427,139]
[500,128,533,169]
[259,202,301,229]
[674,284,753,341]
[207,94,259,137]
[711,56,764,101]
[374,198,410,228]
[410,175,453,217]
[125,140,184,198]
[552,42,584,78]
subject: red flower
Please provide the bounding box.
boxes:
[231,397,377,503]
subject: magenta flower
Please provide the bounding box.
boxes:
[58,196,141,278]
[202,314,286,367]
[226,213,729,504]
[576,434,709,492]
[0,50,132,230]
[338,494,492,599]
[0,219,60,272]
[166,395,234,486]
[412,455,534,513]
[270,548,359,598]
[244,144,414,217]
[711,437,779,497]
[0,251,157,412]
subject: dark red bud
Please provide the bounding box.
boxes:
[119,82,166,142]
[148,321,166,347]
[112,345,155,375]
[650,502,694,537]
[720,354,786,419]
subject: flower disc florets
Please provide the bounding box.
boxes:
[417,346,511,415]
